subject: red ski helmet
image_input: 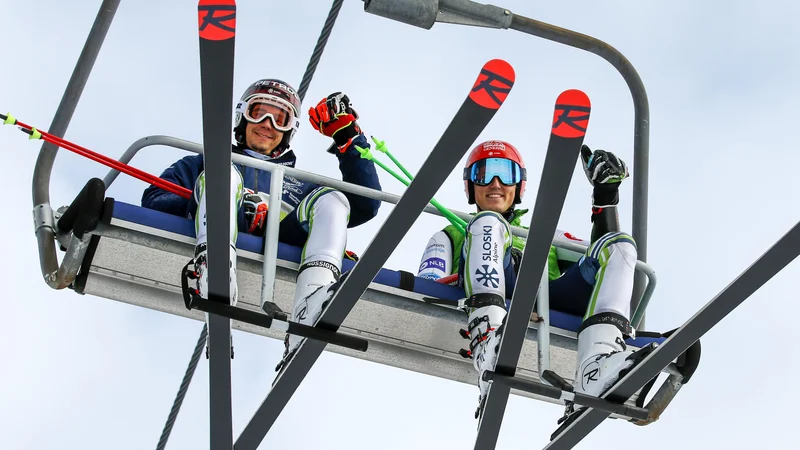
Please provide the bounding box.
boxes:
[233,78,301,156]
[463,140,527,205]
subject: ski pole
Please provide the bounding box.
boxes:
[354,138,467,235]
[2,113,192,199]
[370,136,468,233]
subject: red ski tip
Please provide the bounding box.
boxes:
[198,0,236,41]
[469,59,516,110]
[551,89,591,139]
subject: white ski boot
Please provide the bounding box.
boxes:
[574,320,635,398]
[193,242,239,358]
[460,293,507,420]
[193,242,240,304]
[552,313,655,439]
[275,262,341,374]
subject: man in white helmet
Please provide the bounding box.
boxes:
[417,140,640,421]
[142,80,382,369]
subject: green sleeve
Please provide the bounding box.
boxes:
[547,245,561,281]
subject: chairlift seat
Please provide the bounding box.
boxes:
[71,198,675,414]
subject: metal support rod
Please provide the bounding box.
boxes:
[31,0,120,206]
[260,168,285,310]
[507,12,650,325]
[536,267,551,380]
[31,0,120,290]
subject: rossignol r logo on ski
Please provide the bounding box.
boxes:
[551,89,591,138]
[469,59,516,110]
[198,0,236,40]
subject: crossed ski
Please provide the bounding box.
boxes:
[233,59,517,450]
[472,89,592,450]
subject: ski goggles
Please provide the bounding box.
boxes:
[236,94,296,132]
[465,157,526,186]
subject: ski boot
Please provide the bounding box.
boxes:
[274,262,342,377]
[191,242,239,359]
[457,293,507,421]
[552,312,656,440]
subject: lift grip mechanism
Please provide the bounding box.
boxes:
[482,370,650,421]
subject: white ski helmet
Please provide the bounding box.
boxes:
[233,78,301,156]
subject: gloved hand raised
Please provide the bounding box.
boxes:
[308,92,362,152]
[580,145,629,208]
[243,188,269,235]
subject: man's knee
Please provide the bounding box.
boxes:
[467,210,510,234]
[306,187,350,212]
[588,231,637,266]
[317,188,350,211]
[464,211,512,265]
[193,166,244,204]
[297,187,351,230]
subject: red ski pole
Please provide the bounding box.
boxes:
[2,112,192,199]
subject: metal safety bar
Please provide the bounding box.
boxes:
[31,0,120,290]
[536,267,551,379]
[261,166,285,312]
[99,135,657,328]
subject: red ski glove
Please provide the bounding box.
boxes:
[344,249,359,262]
[243,188,268,235]
[308,92,362,152]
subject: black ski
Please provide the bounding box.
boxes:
[472,89,592,450]
[234,59,517,450]
[197,0,236,448]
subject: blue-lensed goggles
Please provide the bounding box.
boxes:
[465,158,526,186]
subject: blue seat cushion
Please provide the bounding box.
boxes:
[113,201,663,347]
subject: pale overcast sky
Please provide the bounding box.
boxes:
[1,1,799,449]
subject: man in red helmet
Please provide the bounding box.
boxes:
[142,82,382,366]
[417,140,638,420]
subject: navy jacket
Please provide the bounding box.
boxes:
[141,134,382,232]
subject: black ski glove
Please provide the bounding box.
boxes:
[580,145,629,208]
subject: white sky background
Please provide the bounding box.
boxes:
[1,0,799,448]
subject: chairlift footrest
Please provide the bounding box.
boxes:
[542,370,573,392]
